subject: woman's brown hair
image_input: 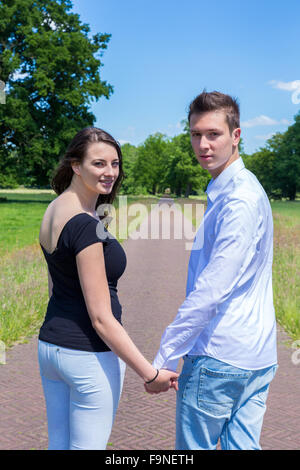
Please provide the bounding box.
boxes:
[51,127,124,209]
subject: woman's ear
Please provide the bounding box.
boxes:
[71,162,81,176]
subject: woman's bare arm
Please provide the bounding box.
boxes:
[76,243,178,389]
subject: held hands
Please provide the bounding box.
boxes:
[144,369,179,394]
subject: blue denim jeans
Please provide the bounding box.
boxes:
[176,355,277,450]
[38,340,126,450]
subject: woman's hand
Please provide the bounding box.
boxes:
[144,369,179,394]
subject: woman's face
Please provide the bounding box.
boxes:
[73,141,120,194]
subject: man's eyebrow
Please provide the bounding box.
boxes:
[190,128,221,133]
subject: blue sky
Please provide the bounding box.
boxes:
[71,0,300,154]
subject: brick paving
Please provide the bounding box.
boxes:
[0,201,299,450]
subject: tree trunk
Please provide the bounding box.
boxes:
[184,182,191,198]
[288,184,296,200]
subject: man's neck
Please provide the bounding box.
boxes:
[210,152,240,179]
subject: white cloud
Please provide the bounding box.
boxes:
[165,121,184,137]
[254,133,274,141]
[167,121,183,130]
[269,79,300,104]
[241,115,288,128]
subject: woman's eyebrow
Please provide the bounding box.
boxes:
[91,157,119,162]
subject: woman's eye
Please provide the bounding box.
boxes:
[95,161,119,167]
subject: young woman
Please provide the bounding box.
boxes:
[38,127,178,450]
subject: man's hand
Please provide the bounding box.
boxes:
[144,369,179,394]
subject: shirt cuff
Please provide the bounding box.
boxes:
[152,351,179,372]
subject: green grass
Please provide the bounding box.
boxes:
[0,245,49,346]
[271,200,300,228]
[272,212,300,340]
[0,191,158,256]
[0,191,299,348]
[0,189,56,256]
[271,201,300,341]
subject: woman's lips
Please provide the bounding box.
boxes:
[99,180,114,187]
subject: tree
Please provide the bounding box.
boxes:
[132,133,170,195]
[120,143,145,195]
[275,114,300,200]
[242,133,285,199]
[0,0,112,187]
[243,126,300,201]
[165,131,210,197]
[243,147,278,198]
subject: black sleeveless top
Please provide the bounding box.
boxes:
[39,213,127,352]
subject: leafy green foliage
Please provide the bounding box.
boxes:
[243,114,300,200]
[120,130,210,197]
[0,0,112,187]
[120,113,300,199]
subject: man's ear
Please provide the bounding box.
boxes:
[232,128,241,146]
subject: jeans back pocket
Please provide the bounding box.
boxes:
[197,367,251,418]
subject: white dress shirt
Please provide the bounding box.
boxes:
[153,157,277,371]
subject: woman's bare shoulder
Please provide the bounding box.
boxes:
[39,193,84,253]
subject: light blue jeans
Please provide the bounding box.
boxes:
[176,355,277,450]
[38,340,126,450]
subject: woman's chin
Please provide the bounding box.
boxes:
[97,183,114,194]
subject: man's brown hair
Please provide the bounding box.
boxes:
[188,90,240,134]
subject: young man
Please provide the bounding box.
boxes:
[145,91,278,450]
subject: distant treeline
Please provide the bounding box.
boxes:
[119,113,300,200]
[1,113,300,200]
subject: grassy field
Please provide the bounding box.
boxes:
[0,190,158,256]
[0,190,299,348]
[271,201,300,340]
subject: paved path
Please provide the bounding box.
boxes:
[0,201,299,450]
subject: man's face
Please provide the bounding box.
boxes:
[190,110,241,178]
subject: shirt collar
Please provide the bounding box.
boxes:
[206,157,245,203]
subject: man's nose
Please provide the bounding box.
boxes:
[199,136,209,150]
